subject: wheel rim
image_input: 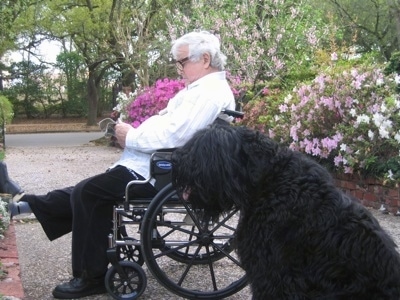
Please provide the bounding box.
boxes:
[105,261,147,300]
[141,184,248,299]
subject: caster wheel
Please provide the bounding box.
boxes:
[105,261,147,300]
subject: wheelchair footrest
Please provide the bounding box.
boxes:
[106,248,119,267]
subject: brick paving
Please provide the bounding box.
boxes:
[0,223,24,299]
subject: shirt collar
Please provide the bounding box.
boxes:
[187,71,226,90]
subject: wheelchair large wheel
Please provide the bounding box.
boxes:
[141,183,248,299]
[105,261,146,300]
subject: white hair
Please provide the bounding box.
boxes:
[171,30,227,71]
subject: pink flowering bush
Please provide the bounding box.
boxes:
[124,78,185,128]
[118,75,246,129]
[268,64,400,182]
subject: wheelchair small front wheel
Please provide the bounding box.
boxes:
[105,261,147,300]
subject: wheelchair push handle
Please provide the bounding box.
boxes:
[221,109,244,119]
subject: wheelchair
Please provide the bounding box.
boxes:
[103,110,248,299]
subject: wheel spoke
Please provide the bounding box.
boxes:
[141,184,248,299]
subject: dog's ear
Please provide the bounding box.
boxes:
[239,129,279,188]
[172,125,281,213]
[172,125,249,213]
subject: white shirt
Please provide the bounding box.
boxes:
[109,71,235,180]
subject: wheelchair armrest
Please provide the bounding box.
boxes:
[123,150,174,211]
[124,178,152,211]
[155,148,176,152]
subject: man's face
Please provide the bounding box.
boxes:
[175,45,212,85]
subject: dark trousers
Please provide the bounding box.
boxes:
[23,165,157,279]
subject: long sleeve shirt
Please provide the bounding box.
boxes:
[109,71,235,181]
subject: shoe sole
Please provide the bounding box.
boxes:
[52,286,107,299]
[12,192,25,202]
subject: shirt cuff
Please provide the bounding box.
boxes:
[125,127,138,148]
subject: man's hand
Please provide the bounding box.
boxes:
[114,122,133,148]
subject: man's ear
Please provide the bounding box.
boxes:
[203,53,211,68]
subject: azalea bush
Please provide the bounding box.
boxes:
[113,78,185,128]
[240,58,400,183]
[114,75,246,128]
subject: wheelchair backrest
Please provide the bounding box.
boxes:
[150,150,174,191]
[149,110,243,191]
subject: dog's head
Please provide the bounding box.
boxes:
[171,124,279,214]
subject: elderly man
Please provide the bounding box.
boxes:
[10,30,236,299]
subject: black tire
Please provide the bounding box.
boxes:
[105,261,147,300]
[141,183,248,299]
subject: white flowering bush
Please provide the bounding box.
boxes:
[0,197,10,239]
[269,63,400,182]
[112,91,137,121]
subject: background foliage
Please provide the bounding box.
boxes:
[2,0,400,181]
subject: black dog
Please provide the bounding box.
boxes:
[171,124,400,299]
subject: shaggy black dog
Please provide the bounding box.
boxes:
[171,124,400,300]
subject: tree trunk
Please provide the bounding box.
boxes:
[86,71,98,126]
[388,0,400,50]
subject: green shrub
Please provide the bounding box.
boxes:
[0,95,14,121]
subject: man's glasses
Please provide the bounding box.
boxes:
[175,57,191,71]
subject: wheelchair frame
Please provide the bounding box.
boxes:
[103,111,248,300]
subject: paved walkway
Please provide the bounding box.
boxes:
[5,132,104,147]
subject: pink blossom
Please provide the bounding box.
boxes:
[127,78,185,127]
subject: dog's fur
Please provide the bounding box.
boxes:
[172,124,400,299]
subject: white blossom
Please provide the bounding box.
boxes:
[378,127,390,139]
[395,132,400,143]
[356,114,370,124]
[376,78,384,86]
[395,74,400,84]
[372,113,385,127]
[368,130,374,140]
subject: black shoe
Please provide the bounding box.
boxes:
[0,162,23,196]
[52,277,106,299]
